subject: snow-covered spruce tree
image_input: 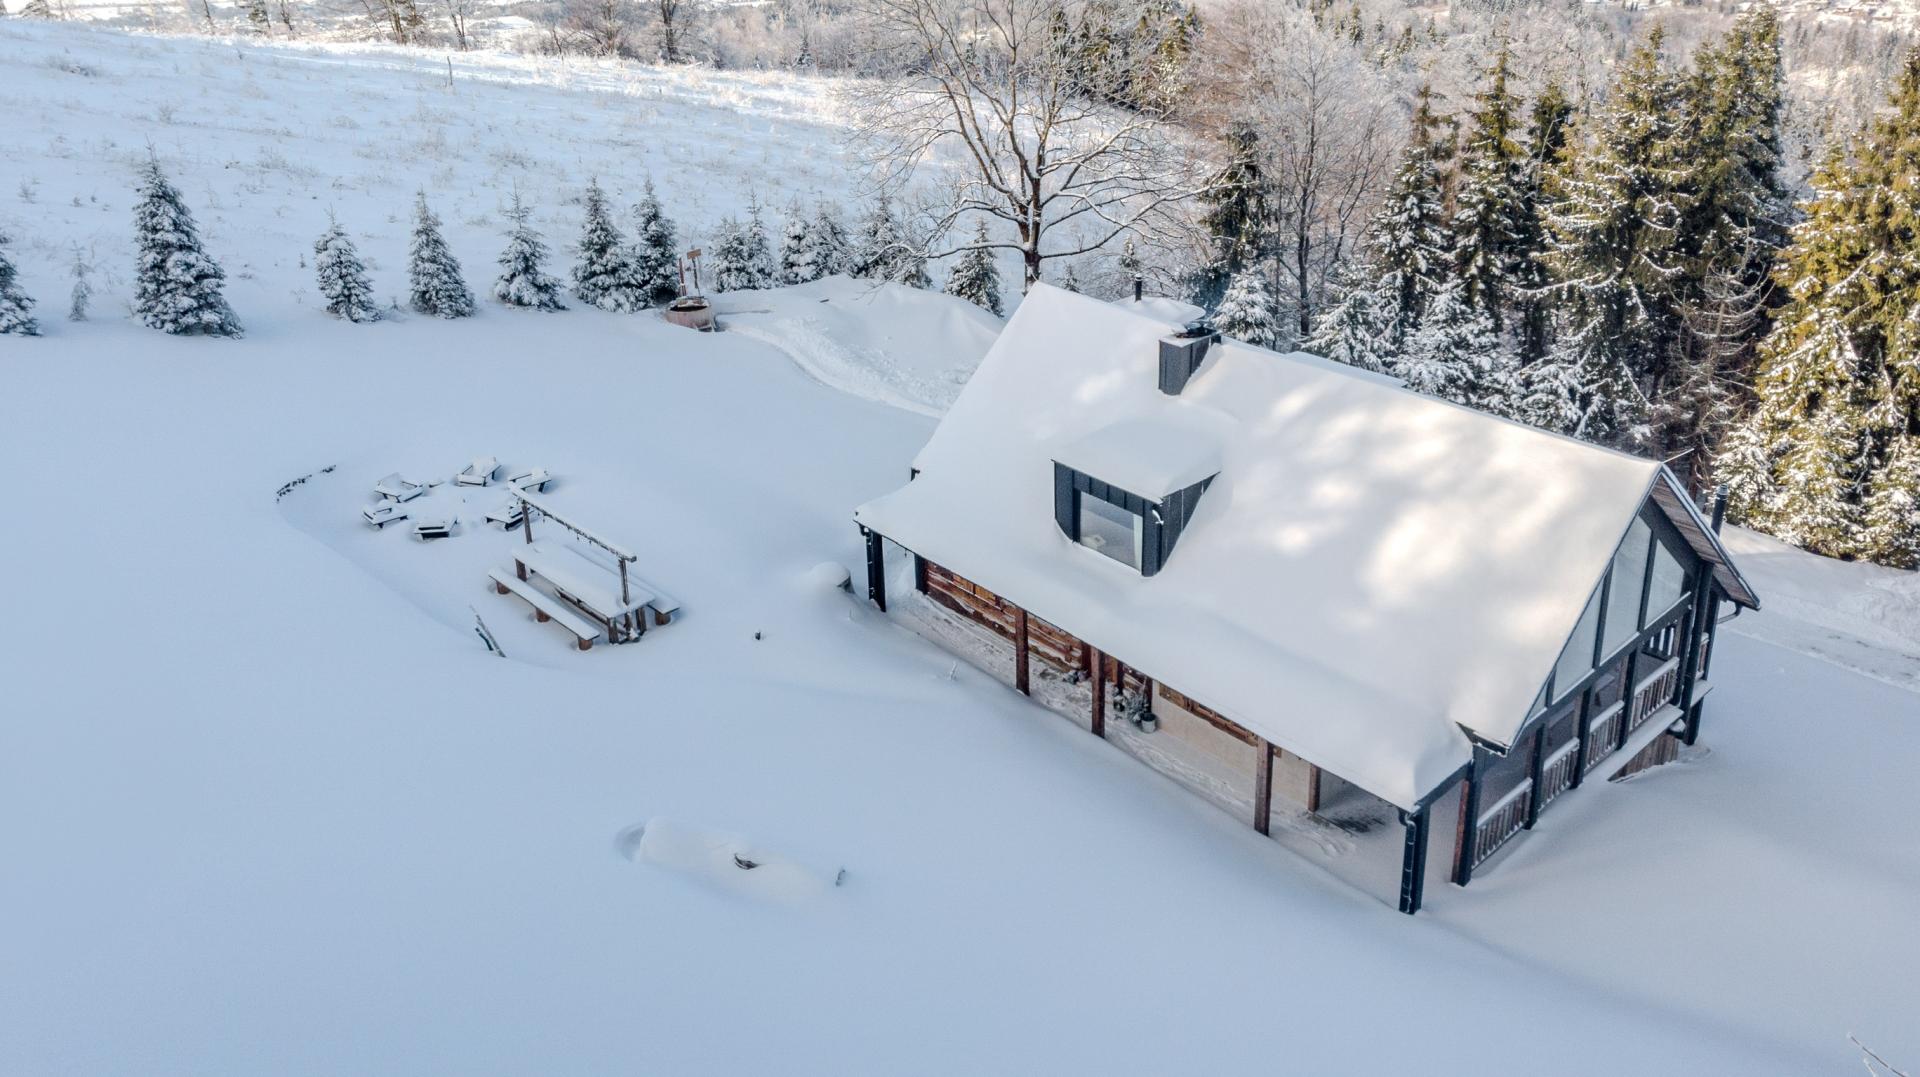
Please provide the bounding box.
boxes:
[630,178,680,305]
[571,179,646,312]
[1365,85,1453,346]
[0,232,40,336]
[742,196,776,290]
[1538,30,1688,444]
[313,216,381,323]
[1512,81,1573,364]
[493,193,567,311]
[806,201,852,279]
[1450,46,1529,333]
[1213,266,1279,348]
[1307,263,1391,373]
[407,191,474,319]
[244,0,270,33]
[1862,436,1920,569]
[1717,53,1920,563]
[1192,122,1273,311]
[942,219,1003,316]
[778,199,817,285]
[67,245,91,323]
[852,193,904,281]
[707,217,756,293]
[19,0,54,17]
[132,157,242,337]
[1397,279,1514,415]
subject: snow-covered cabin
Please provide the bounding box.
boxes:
[854,285,1759,913]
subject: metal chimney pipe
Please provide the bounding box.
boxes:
[1711,483,1729,533]
[1133,275,1144,302]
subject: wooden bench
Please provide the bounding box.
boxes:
[489,569,599,650]
[515,540,655,641]
[627,572,682,626]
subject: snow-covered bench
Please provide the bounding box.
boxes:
[514,540,655,641]
[626,571,682,626]
[488,568,599,650]
[455,456,499,487]
[484,499,526,530]
[373,473,426,502]
[506,467,552,492]
[413,517,454,540]
[362,500,410,528]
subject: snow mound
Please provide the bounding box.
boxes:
[619,818,840,902]
[799,561,853,595]
[720,276,1002,415]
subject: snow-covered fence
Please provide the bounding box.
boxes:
[274,463,337,501]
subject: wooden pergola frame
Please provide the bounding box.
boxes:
[511,487,644,640]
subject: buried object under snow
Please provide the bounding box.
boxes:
[616,817,844,900]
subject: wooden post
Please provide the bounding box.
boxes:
[1306,764,1322,813]
[521,496,534,545]
[1524,729,1546,828]
[1399,806,1429,915]
[619,559,631,608]
[1088,647,1105,738]
[1570,688,1592,788]
[863,528,886,612]
[912,554,928,593]
[1453,760,1483,886]
[1253,741,1273,836]
[1013,607,1030,695]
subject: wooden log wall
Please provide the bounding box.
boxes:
[923,560,1147,688]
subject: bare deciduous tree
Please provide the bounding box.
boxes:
[848,0,1206,291]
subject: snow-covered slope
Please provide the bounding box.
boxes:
[2,22,1917,1076]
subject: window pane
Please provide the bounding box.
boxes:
[1078,494,1141,570]
[1552,584,1602,699]
[1602,517,1651,656]
[1645,533,1688,624]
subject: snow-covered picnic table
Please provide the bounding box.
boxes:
[373,473,426,502]
[455,456,499,487]
[515,540,655,624]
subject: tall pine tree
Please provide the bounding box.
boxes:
[1719,54,1920,566]
[1366,85,1452,347]
[1450,46,1528,332]
[132,157,242,337]
[1192,122,1272,311]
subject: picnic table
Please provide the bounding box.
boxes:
[515,540,655,641]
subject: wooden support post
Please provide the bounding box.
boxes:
[619,560,631,608]
[1523,729,1546,828]
[912,554,927,594]
[1677,584,1708,745]
[1570,688,1592,789]
[1088,647,1105,738]
[1453,761,1483,886]
[1013,607,1030,695]
[521,497,534,544]
[1306,764,1322,814]
[862,528,886,612]
[1253,741,1273,836]
[1399,806,1429,915]
[1617,651,1637,752]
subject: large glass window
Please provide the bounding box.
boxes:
[1601,517,1651,657]
[1645,533,1688,623]
[1552,585,1602,699]
[1077,493,1142,570]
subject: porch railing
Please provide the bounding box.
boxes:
[1472,779,1533,868]
[1584,701,1624,774]
[1629,657,1681,734]
[1538,738,1580,809]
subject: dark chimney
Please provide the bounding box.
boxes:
[1711,483,1729,534]
[1133,275,1144,302]
[1159,322,1220,396]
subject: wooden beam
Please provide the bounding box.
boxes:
[1453,761,1483,886]
[1088,647,1105,738]
[1013,606,1030,695]
[1448,775,1470,884]
[1399,806,1429,915]
[1253,741,1273,836]
[1306,763,1322,813]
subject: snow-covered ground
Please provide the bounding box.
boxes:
[3,21,1919,1076]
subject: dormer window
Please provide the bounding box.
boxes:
[1077,488,1144,569]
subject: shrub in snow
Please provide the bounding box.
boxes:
[943,219,1002,316]
[244,0,269,33]
[67,245,91,323]
[132,157,242,337]
[1212,267,1278,347]
[778,198,816,285]
[407,192,474,319]
[313,216,381,323]
[0,232,40,336]
[630,178,680,305]
[571,179,646,312]
[493,193,567,312]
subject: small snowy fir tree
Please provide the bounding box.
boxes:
[407,192,474,319]
[19,0,54,17]
[708,216,757,293]
[741,196,776,290]
[493,193,567,311]
[630,178,680,305]
[1398,280,1514,414]
[806,201,852,279]
[0,232,40,336]
[571,179,646,312]
[853,193,927,287]
[1212,267,1278,347]
[313,215,381,323]
[943,219,1003,316]
[1861,436,1920,569]
[778,199,817,285]
[67,244,91,323]
[132,157,242,337]
[244,0,270,33]
[1057,261,1082,293]
[1307,263,1391,372]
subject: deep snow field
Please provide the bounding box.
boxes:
[4,21,1920,1076]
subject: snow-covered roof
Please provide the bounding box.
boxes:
[856,285,1747,811]
[1051,413,1226,500]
